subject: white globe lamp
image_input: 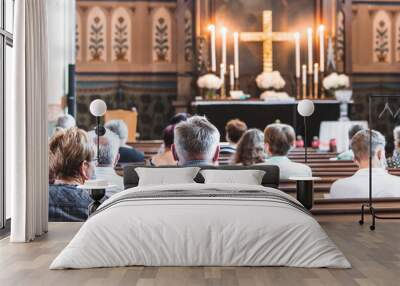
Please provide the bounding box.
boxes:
[297,99,315,163]
[297,99,315,117]
[90,99,107,117]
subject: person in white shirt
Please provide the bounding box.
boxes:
[261,123,312,181]
[335,124,365,161]
[89,129,124,197]
[329,129,400,198]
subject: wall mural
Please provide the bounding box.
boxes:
[184,9,193,62]
[152,8,172,63]
[112,7,132,62]
[87,7,107,62]
[373,10,391,63]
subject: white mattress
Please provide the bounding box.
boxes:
[50,183,350,269]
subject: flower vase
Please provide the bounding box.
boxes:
[335,89,352,121]
[205,89,217,100]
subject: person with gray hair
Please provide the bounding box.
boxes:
[172,116,220,166]
[54,114,76,133]
[89,129,124,197]
[104,119,144,163]
[329,129,400,198]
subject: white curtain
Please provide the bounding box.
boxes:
[8,0,49,242]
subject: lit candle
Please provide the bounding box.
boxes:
[294,32,301,79]
[229,64,234,89]
[208,25,216,72]
[233,32,239,79]
[221,27,227,74]
[220,63,225,82]
[314,63,319,83]
[319,25,325,72]
[307,28,313,74]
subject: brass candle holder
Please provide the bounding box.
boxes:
[296,78,301,100]
[308,74,313,99]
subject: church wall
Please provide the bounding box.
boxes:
[75,0,195,139]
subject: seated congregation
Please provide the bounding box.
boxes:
[48,113,400,222]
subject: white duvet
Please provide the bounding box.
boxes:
[50,183,350,269]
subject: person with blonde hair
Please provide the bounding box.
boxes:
[49,128,96,221]
[261,123,312,181]
[233,129,265,166]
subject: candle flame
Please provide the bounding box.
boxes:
[233,32,239,38]
[294,32,300,40]
[318,25,325,32]
[221,27,227,34]
[307,28,313,35]
[207,24,215,31]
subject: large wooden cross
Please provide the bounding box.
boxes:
[240,11,294,73]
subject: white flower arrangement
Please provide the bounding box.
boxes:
[197,74,223,90]
[256,71,286,90]
[322,72,350,91]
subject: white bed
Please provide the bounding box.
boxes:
[50,183,351,269]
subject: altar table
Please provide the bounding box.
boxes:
[191,100,352,144]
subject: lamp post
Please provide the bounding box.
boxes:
[89,99,107,162]
[297,99,315,163]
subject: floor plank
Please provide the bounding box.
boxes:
[1,221,400,286]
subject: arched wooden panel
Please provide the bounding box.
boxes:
[76,11,82,62]
[373,10,392,63]
[111,7,132,62]
[152,7,172,63]
[395,13,400,62]
[86,6,107,62]
[184,8,193,63]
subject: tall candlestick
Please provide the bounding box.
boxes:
[229,64,234,90]
[307,28,313,74]
[208,25,216,72]
[233,32,239,79]
[220,63,225,81]
[294,32,301,79]
[220,63,226,98]
[319,25,325,72]
[302,64,307,99]
[221,27,227,74]
[314,63,319,99]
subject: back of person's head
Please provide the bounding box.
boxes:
[55,114,76,132]
[49,128,94,180]
[163,124,175,149]
[169,113,190,125]
[225,119,248,144]
[173,116,220,164]
[393,126,400,150]
[88,129,120,167]
[104,119,128,146]
[348,124,365,140]
[264,123,295,156]
[351,130,386,164]
[234,129,265,166]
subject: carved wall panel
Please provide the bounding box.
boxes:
[395,12,400,62]
[152,8,172,63]
[372,10,392,63]
[76,11,82,62]
[111,7,132,62]
[336,10,345,67]
[86,6,107,62]
[184,9,193,63]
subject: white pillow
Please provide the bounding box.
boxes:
[200,169,266,185]
[136,167,200,186]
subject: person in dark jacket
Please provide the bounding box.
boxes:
[49,128,95,221]
[105,119,144,163]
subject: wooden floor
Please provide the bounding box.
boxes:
[1,221,400,286]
